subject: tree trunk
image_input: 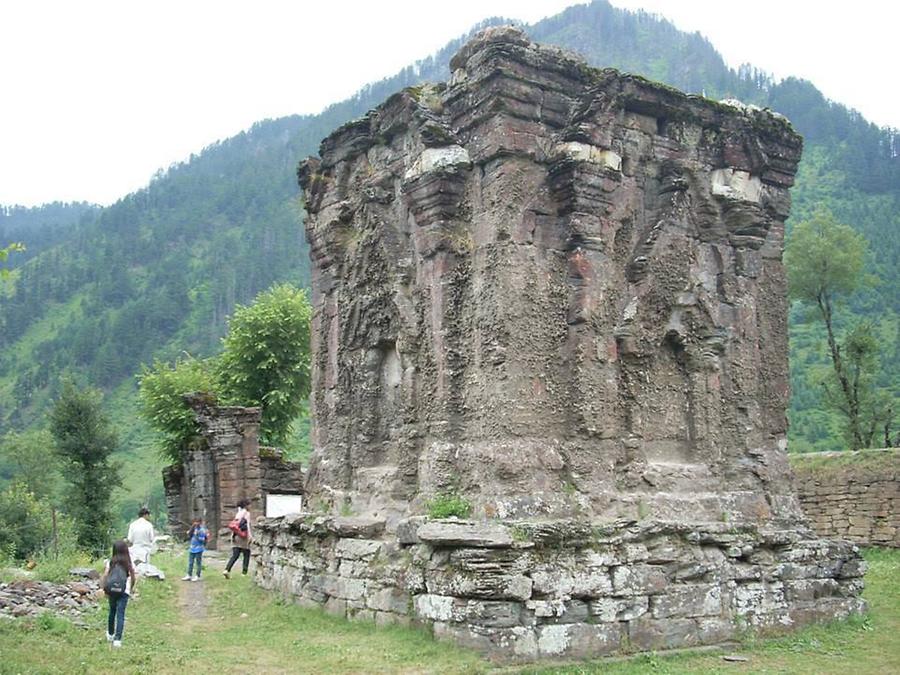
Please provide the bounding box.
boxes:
[816,292,863,450]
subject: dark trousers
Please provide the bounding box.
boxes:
[107,593,128,640]
[226,546,250,574]
[187,551,203,577]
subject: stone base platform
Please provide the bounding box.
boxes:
[253,515,866,661]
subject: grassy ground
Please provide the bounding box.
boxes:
[0,548,897,674]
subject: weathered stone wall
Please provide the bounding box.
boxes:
[792,450,899,547]
[162,398,305,547]
[256,27,866,660]
[255,516,865,661]
[300,26,803,527]
[260,448,305,495]
[162,464,190,537]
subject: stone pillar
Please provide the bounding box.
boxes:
[162,464,188,537]
[185,397,262,548]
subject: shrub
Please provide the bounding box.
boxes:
[0,483,53,560]
[426,493,471,519]
[138,356,217,463]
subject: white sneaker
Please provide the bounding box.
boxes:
[106,633,114,642]
[112,640,122,648]
[190,576,200,582]
[181,575,192,581]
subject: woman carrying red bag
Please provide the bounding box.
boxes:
[223,498,252,578]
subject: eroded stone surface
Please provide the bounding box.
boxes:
[255,517,866,661]
[299,25,804,527]
[253,26,866,661]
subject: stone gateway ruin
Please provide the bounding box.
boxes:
[253,28,866,660]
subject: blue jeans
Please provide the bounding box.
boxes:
[107,593,129,640]
[187,551,203,577]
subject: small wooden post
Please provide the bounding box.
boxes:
[51,507,59,560]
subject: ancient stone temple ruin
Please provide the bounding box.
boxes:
[254,27,866,660]
[163,395,303,547]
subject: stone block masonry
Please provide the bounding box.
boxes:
[299,25,806,527]
[162,396,304,548]
[254,26,866,660]
[792,449,899,547]
[254,516,865,661]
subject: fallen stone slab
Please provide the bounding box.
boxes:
[417,521,514,548]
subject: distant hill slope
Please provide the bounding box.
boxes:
[1,202,99,263]
[1,0,896,514]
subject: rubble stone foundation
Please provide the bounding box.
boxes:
[255,516,865,661]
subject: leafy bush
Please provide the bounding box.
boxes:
[138,284,312,460]
[0,482,53,560]
[426,493,471,519]
[138,356,217,463]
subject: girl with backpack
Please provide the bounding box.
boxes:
[101,539,137,647]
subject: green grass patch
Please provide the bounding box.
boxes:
[426,493,472,519]
[789,448,898,474]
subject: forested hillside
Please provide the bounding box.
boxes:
[1,0,896,515]
[0,202,98,263]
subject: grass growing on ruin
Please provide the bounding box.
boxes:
[0,548,898,674]
[788,448,896,474]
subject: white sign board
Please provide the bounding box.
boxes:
[266,493,303,518]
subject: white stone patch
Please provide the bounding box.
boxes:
[414,594,455,621]
[526,598,568,618]
[711,168,762,203]
[334,538,382,560]
[555,142,622,171]
[511,626,538,659]
[538,624,572,656]
[404,146,471,179]
[622,296,638,322]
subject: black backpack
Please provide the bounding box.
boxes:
[104,563,128,595]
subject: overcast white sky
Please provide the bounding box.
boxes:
[1,0,897,207]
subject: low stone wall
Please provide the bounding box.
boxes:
[253,516,866,661]
[791,449,899,547]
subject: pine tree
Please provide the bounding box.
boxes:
[49,381,120,553]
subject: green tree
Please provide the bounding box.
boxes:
[138,356,217,463]
[218,284,312,445]
[784,210,887,450]
[0,482,53,560]
[49,381,120,554]
[820,322,896,449]
[0,429,60,501]
[0,242,24,279]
